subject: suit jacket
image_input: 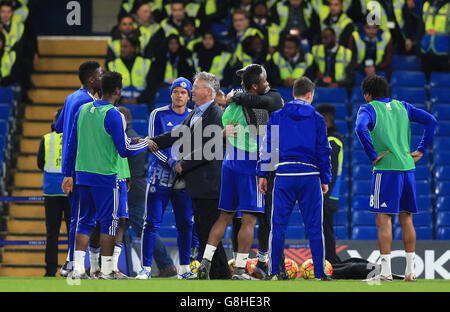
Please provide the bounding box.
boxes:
[152,101,224,199]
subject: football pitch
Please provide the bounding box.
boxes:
[0,277,449,292]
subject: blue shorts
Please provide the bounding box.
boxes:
[369,171,418,214]
[118,180,129,219]
[77,185,119,236]
[218,165,264,214]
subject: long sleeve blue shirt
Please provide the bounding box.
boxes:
[55,88,97,174]
[355,98,437,169]
[62,99,149,188]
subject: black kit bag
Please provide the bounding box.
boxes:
[331,258,403,280]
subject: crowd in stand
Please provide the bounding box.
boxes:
[0,0,37,103]
[109,0,450,110]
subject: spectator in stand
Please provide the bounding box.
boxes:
[311,28,355,92]
[349,21,393,78]
[215,89,227,111]
[420,0,450,78]
[0,0,37,102]
[0,31,19,86]
[270,0,321,46]
[227,9,264,67]
[131,1,165,59]
[398,0,424,55]
[192,30,233,88]
[106,14,139,63]
[267,35,315,87]
[181,17,202,52]
[159,0,201,40]
[230,0,254,14]
[249,0,281,55]
[106,36,153,106]
[321,0,355,48]
[149,34,195,100]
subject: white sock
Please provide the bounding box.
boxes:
[405,252,415,275]
[101,256,113,275]
[203,244,217,262]
[380,254,391,277]
[112,244,122,272]
[66,252,70,262]
[232,252,237,260]
[89,246,101,273]
[235,253,249,269]
[257,250,268,263]
[179,265,190,274]
[143,266,151,273]
[74,250,86,274]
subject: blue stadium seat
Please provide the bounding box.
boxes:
[351,150,371,164]
[436,181,450,196]
[159,225,177,238]
[435,166,450,180]
[162,210,175,225]
[120,104,149,121]
[436,196,450,211]
[335,120,348,135]
[413,211,433,226]
[352,164,372,180]
[351,226,378,240]
[0,104,11,120]
[433,137,450,152]
[155,88,172,104]
[352,210,375,226]
[351,179,371,196]
[430,88,450,105]
[390,71,426,88]
[132,120,148,137]
[334,210,348,225]
[314,87,348,103]
[223,225,232,239]
[289,209,304,226]
[391,54,421,71]
[415,167,431,181]
[313,102,348,120]
[416,180,430,196]
[416,195,433,212]
[390,87,427,103]
[334,225,348,240]
[435,121,450,136]
[351,195,369,210]
[0,120,8,136]
[285,225,306,240]
[436,227,450,240]
[350,87,365,105]
[432,104,450,121]
[434,151,450,166]
[436,211,450,228]
[430,72,450,88]
[394,226,433,240]
[0,87,14,104]
[277,87,293,102]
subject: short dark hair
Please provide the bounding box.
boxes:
[316,104,336,123]
[102,71,122,96]
[361,75,389,99]
[171,0,185,7]
[78,61,101,85]
[237,64,264,91]
[293,77,315,97]
[0,1,13,10]
[122,35,140,48]
[283,35,300,48]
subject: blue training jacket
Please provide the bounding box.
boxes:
[257,99,332,185]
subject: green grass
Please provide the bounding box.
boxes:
[0,277,449,292]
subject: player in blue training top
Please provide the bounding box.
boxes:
[136,77,197,280]
[54,61,102,277]
[257,77,332,281]
[355,75,437,282]
[62,72,150,279]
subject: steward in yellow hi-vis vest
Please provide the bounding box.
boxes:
[421,0,450,56]
[106,37,152,102]
[105,15,137,63]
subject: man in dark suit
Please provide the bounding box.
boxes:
[147,72,230,279]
